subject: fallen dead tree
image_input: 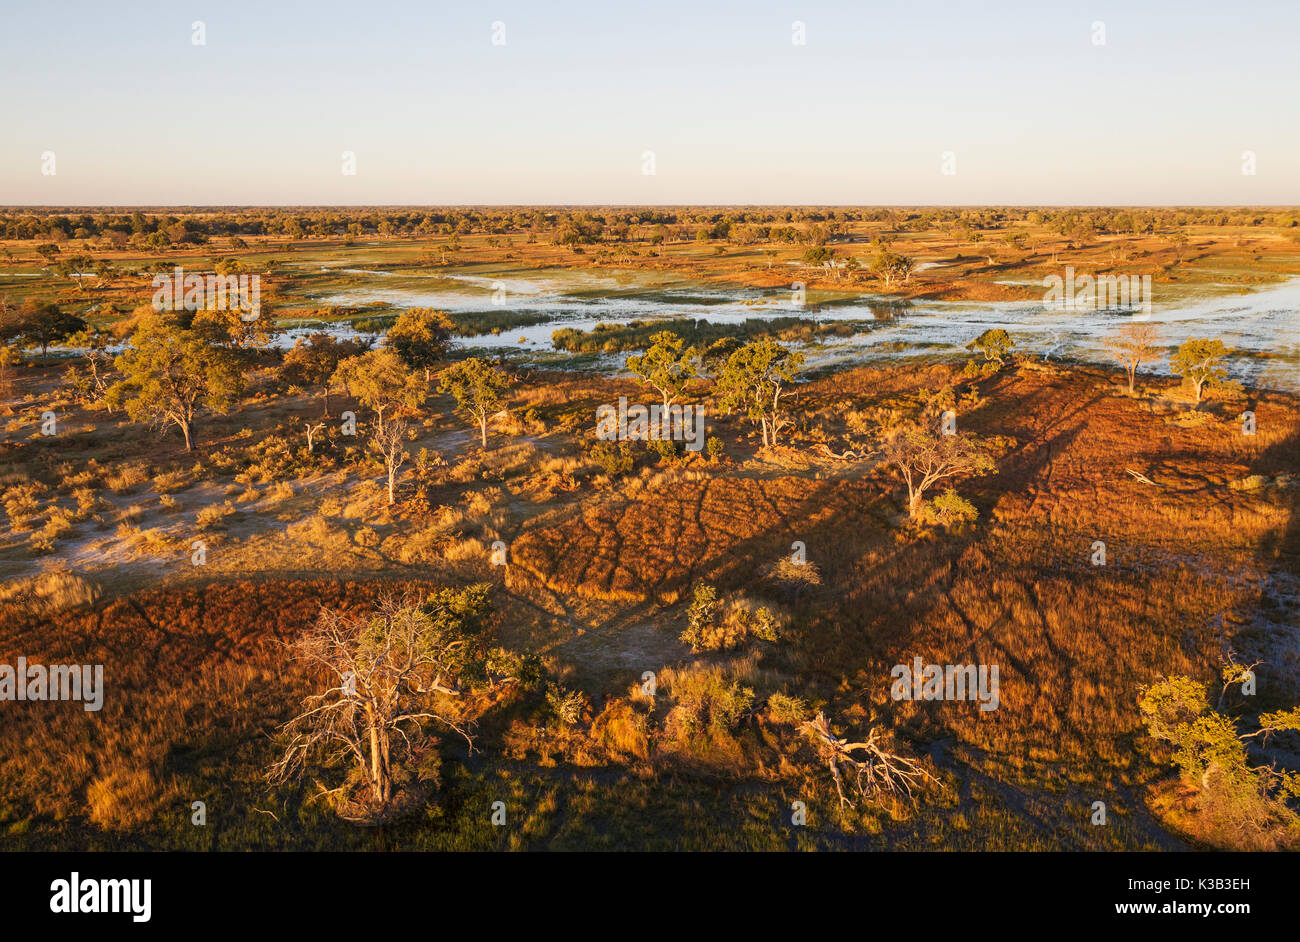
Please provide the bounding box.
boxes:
[801,711,941,807]
[815,442,866,461]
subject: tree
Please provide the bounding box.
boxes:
[1139,674,1300,850]
[332,347,423,432]
[18,300,85,360]
[0,295,24,347]
[372,418,411,505]
[1170,337,1231,405]
[191,305,278,349]
[269,589,493,819]
[62,327,116,410]
[716,337,804,447]
[385,308,454,381]
[882,425,995,519]
[872,249,914,288]
[625,330,700,407]
[281,333,368,416]
[108,320,244,451]
[0,345,17,395]
[54,254,95,294]
[967,328,1015,367]
[1103,323,1160,395]
[801,711,939,807]
[439,357,510,448]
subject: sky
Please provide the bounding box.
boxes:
[1,0,1297,206]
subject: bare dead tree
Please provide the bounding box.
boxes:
[801,711,940,807]
[268,592,488,820]
[816,442,869,461]
[1103,323,1160,396]
[371,418,411,505]
[302,419,326,454]
[1125,468,1160,487]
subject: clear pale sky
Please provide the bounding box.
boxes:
[1,0,1296,205]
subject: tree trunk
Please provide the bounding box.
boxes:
[180,418,193,451]
[368,723,385,803]
[479,414,487,448]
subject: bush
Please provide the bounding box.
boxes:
[545,684,587,726]
[766,692,809,725]
[648,438,677,462]
[196,502,236,530]
[87,767,160,831]
[664,665,754,738]
[922,488,979,528]
[589,440,635,477]
[592,700,651,759]
[681,584,785,652]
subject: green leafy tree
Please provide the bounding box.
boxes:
[1170,337,1231,404]
[967,328,1015,367]
[883,426,996,519]
[1139,674,1300,850]
[439,357,510,448]
[0,295,25,346]
[18,300,85,360]
[190,305,278,349]
[872,249,914,288]
[108,320,244,450]
[625,330,700,407]
[716,337,804,446]
[385,308,454,381]
[281,333,369,416]
[54,254,95,294]
[332,347,424,432]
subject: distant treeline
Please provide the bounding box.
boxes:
[353,309,556,337]
[2,206,1296,250]
[550,317,866,355]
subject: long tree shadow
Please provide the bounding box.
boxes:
[1239,416,1300,714]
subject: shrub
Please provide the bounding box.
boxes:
[766,692,810,725]
[922,488,979,528]
[104,462,150,493]
[765,556,822,600]
[648,438,677,462]
[195,502,236,530]
[30,571,101,610]
[681,584,785,652]
[592,700,650,759]
[589,440,635,477]
[3,482,46,530]
[87,767,160,831]
[545,684,587,726]
[664,665,755,738]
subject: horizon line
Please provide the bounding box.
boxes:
[3,203,1299,211]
